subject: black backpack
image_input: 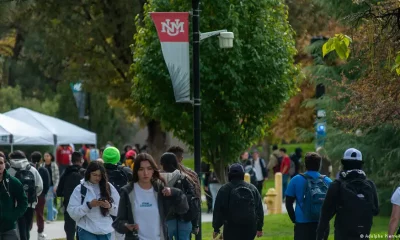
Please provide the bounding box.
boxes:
[14,165,37,204]
[107,166,128,193]
[336,178,375,235]
[228,182,256,225]
[173,176,200,222]
[244,166,258,186]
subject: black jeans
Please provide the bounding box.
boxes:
[294,222,328,240]
[334,229,369,240]
[223,224,257,240]
[256,180,264,195]
[0,230,18,240]
[64,211,79,240]
[17,207,34,240]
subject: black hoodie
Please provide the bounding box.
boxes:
[316,170,379,240]
[56,165,85,207]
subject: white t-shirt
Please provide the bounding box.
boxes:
[253,159,264,181]
[391,187,400,206]
[133,183,161,240]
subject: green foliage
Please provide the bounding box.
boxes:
[133,0,297,181]
[0,85,59,115]
[322,34,352,60]
[391,52,400,75]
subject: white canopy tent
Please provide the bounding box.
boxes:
[0,113,54,150]
[4,107,97,145]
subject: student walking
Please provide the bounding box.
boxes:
[8,150,43,240]
[56,151,86,240]
[42,152,60,223]
[251,150,268,195]
[31,152,51,240]
[160,152,201,240]
[0,152,28,240]
[316,148,379,240]
[285,152,332,240]
[112,153,189,240]
[212,163,264,240]
[67,161,120,240]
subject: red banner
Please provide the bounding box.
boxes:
[150,12,190,103]
[150,12,189,42]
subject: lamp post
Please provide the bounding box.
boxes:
[192,1,234,239]
[191,2,201,239]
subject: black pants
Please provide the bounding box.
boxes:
[204,187,212,212]
[334,229,369,240]
[294,222,328,240]
[223,225,256,240]
[64,211,79,240]
[17,207,34,240]
[256,180,264,195]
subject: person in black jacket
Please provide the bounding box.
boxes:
[212,164,264,240]
[201,161,213,213]
[316,148,379,240]
[56,151,85,240]
[31,152,50,240]
[290,148,303,178]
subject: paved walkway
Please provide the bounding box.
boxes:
[31,204,288,240]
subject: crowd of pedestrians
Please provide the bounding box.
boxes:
[1,144,400,240]
[0,145,201,240]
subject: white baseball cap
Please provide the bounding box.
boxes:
[343,148,362,161]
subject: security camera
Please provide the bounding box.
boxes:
[219,32,234,49]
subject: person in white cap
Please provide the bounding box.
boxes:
[316,148,379,240]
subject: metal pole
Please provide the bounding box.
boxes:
[192,0,202,239]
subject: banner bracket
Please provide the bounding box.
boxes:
[200,30,227,41]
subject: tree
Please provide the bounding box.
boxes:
[20,0,169,156]
[0,85,58,115]
[0,1,138,149]
[133,0,297,182]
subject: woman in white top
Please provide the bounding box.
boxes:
[388,187,400,236]
[67,161,120,240]
[113,153,189,240]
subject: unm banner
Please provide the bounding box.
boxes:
[70,82,86,119]
[150,12,190,103]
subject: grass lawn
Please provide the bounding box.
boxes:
[54,214,390,240]
[200,214,390,240]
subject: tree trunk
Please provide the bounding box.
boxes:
[8,30,24,87]
[146,119,169,165]
[213,157,228,184]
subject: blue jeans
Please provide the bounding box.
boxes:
[167,219,192,240]
[282,174,290,199]
[209,183,222,211]
[77,227,111,240]
[46,186,58,221]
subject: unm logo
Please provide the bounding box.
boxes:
[161,19,184,36]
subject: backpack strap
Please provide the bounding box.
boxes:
[80,184,87,205]
[299,173,312,180]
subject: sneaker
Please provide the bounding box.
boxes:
[45,220,51,224]
[38,233,48,240]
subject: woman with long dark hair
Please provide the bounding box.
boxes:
[67,161,120,240]
[113,153,188,240]
[160,152,201,240]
